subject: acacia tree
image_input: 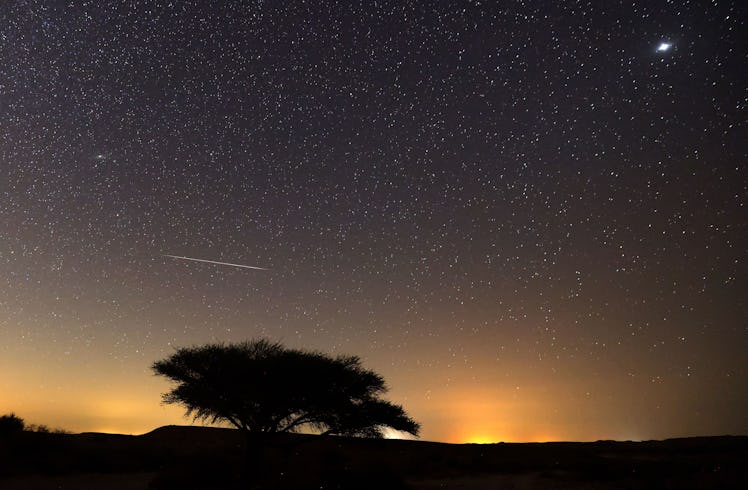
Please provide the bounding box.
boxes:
[152,339,419,439]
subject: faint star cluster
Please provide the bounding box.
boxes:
[0,0,746,441]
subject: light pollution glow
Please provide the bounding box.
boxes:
[2,383,566,442]
[2,350,651,443]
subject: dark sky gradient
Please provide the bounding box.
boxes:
[1,0,746,442]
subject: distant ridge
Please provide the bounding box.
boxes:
[137,425,748,445]
[1,427,745,489]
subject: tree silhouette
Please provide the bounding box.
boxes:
[0,413,25,436]
[152,339,419,438]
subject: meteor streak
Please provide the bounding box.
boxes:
[163,254,268,270]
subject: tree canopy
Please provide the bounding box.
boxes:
[0,413,25,436]
[152,339,419,438]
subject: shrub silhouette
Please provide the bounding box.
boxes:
[152,339,419,439]
[0,413,25,436]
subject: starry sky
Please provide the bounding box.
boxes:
[1,0,746,443]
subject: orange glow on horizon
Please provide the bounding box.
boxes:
[429,385,553,443]
[464,434,503,444]
[0,353,729,442]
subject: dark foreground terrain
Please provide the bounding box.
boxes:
[0,426,745,489]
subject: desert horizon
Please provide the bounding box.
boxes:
[13,416,747,445]
[2,422,746,489]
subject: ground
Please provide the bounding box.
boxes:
[0,427,745,489]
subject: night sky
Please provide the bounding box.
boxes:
[2,0,746,443]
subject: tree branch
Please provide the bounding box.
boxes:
[279,413,315,433]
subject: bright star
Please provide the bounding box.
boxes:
[656,42,671,52]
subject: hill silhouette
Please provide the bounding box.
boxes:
[0,426,746,489]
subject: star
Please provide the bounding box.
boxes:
[656,42,672,52]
